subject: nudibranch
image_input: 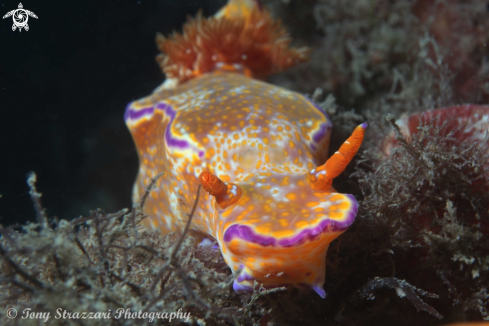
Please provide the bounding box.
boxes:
[125,0,367,298]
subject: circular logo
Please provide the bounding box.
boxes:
[6,308,17,319]
[13,9,28,28]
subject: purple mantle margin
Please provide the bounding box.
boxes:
[124,102,205,157]
[124,104,154,121]
[312,123,330,143]
[223,194,358,247]
[304,96,333,150]
[157,102,190,149]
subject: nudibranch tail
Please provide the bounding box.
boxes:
[155,0,309,85]
[309,123,367,191]
[199,171,242,209]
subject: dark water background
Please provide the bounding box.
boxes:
[0,0,226,226]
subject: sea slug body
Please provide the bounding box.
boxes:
[125,0,366,298]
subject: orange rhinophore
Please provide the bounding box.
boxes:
[309,123,368,191]
[199,171,242,209]
[125,0,366,298]
[199,171,227,196]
